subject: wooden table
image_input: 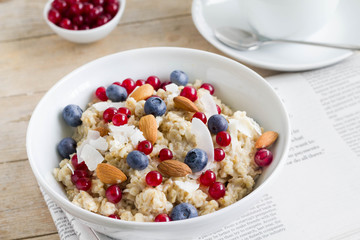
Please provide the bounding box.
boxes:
[0,1,278,239]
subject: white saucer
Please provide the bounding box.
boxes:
[192,0,360,71]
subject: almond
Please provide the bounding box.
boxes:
[96,163,127,184]
[94,126,109,137]
[255,131,279,148]
[130,84,154,101]
[173,96,199,112]
[157,160,192,177]
[139,114,157,144]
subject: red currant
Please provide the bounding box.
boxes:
[112,113,128,126]
[145,171,163,187]
[180,86,197,102]
[71,154,84,169]
[89,5,103,20]
[121,78,136,94]
[137,140,153,155]
[146,76,161,90]
[154,214,171,222]
[200,83,215,95]
[106,185,122,203]
[118,107,131,118]
[254,148,273,167]
[72,15,84,26]
[105,2,119,16]
[79,25,90,30]
[216,105,221,114]
[103,107,117,123]
[112,81,121,86]
[83,2,94,15]
[108,214,120,219]
[95,86,108,101]
[48,9,61,24]
[59,18,72,29]
[136,79,146,86]
[159,148,173,161]
[69,2,83,15]
[96,14,109,27]
[52,0,68,13]
[106,0,119,5]
[75,177,92,191]
[216,131,231,147]
[71,169,89,184]
[192,112,207,124]
[199,170,216,186]
[208,182,225,200]
[65,0,80,4]
[214,148,225,161]
[93,0,105,5]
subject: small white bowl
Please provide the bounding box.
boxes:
[43,0,126,43]
[27,47,291,240]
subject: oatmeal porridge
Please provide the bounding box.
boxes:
[54,71,277,222]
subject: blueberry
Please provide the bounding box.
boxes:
[144,97,167,117]
[170,70,189,86]
[170,203,198,221]
[184,148,208,173]
[126,150,149,170]
[57,137,77,159]
[207,114,228,134]
[106,84,128,102]
[62,104,83,127]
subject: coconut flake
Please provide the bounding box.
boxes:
[80,144,105,171]
[199,91,218,119]
[89,137,108,151]
[228,117,261,138]
[92,101,126,112]
[109,124,145,148]
[165,83,179,93]
[189,118,215,178]
[174,180,199,194]
[66,163,74,174]
[165,83,180,102]
[76,130,108,169]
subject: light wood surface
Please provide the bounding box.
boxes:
[0,1,278,239]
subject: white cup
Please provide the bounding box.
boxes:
[244,0,339,39]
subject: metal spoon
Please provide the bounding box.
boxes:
[214,27,360,51]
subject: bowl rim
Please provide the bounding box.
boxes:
[26,47,291,228]
[43,0,126,33]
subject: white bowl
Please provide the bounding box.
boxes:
[43,0,126,43]
[27,47,290,240]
